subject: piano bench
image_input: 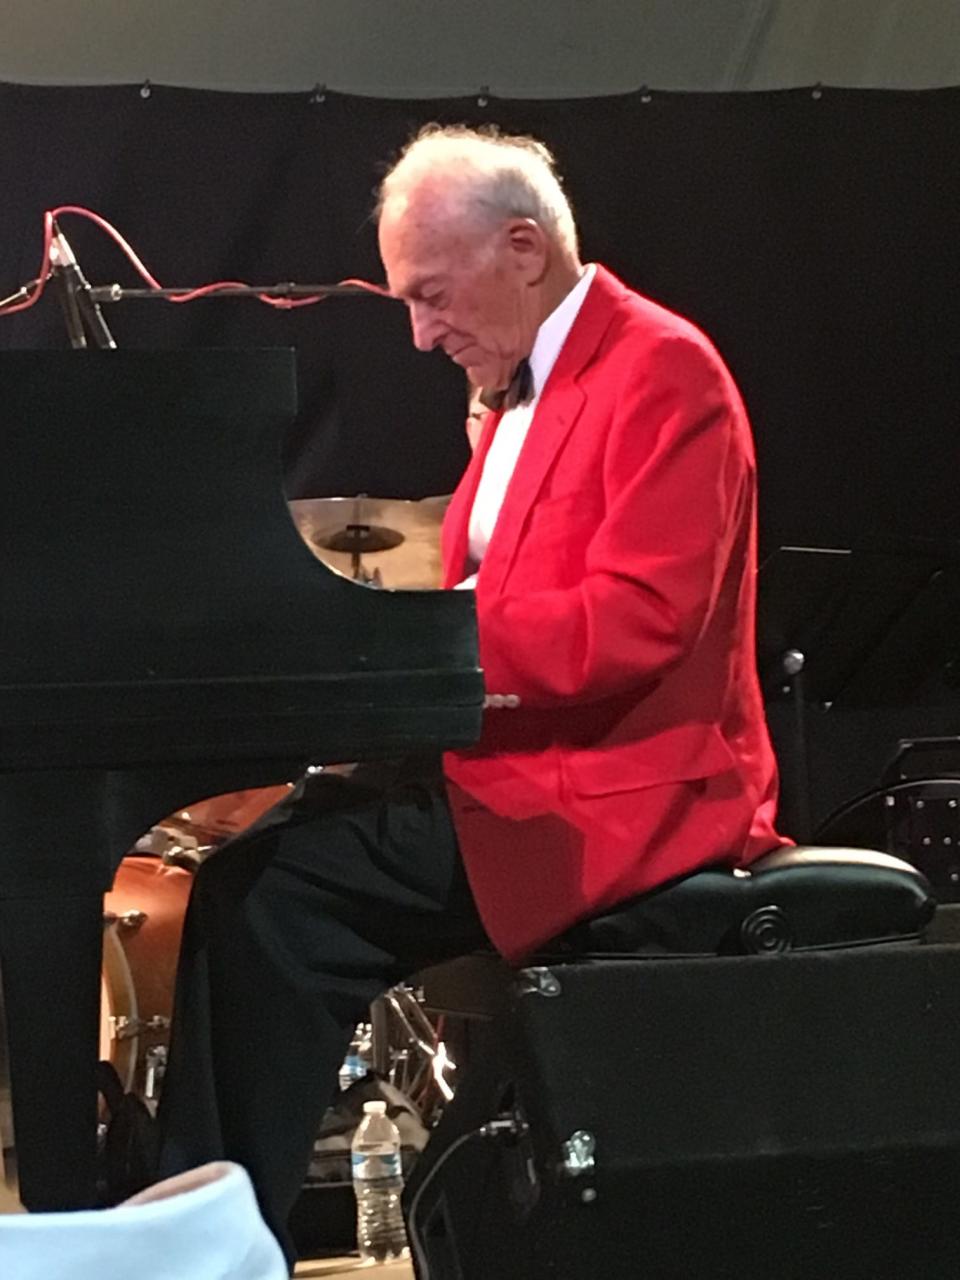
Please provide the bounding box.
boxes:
[418,845,935,1020]
[407,852,959,1280]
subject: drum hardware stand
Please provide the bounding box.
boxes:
[143,1046,167,1103]
[106,1010,172,1104]
[357,986,456,1121]
[312,495,397,585]
[381,986,457,1103]
[290,494,450,591]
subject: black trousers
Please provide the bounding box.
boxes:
[156,757,491,1260]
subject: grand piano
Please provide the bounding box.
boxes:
[0,349,483,1209]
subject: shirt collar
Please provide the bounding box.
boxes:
[526,263,596,401]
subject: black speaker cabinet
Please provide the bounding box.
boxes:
[406,944,960,1279]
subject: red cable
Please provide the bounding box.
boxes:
[0,210,55,314]
[0,205,392,315]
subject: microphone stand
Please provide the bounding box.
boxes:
[49,220,117,350]
[52,264,87,349]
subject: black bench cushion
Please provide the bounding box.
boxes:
[418,848,935,1020]
[556,845,934,958]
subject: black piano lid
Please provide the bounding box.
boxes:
[0,349,483,769]
[0,349,484,1214]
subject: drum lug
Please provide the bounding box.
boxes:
[109,1013,170,1042]
[110,1015,137,1043]
[103,909,148,932]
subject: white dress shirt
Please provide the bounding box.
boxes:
[456,264,596,589]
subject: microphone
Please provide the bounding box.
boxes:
[49,221,117,350]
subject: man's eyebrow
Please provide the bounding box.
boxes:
[400,274,444,300]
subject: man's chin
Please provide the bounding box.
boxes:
[454,352,506,390]
[463,362,503,389]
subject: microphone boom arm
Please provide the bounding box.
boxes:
[86,281,377,304]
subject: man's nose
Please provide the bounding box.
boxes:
[409,302,441,353]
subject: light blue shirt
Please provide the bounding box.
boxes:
[0,1162,287,1280]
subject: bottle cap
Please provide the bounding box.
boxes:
[363,1100,387,1115]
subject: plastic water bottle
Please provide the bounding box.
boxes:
[351,1100,409,1263]
[338,1022,372,1092]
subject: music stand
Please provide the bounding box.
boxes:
[756,544,960,841]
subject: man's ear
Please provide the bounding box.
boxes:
[504,218,549,284]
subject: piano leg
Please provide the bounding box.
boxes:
[0,892,102,1209]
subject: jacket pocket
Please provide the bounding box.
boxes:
[562,722,737,796]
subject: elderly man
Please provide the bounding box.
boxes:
[156,125,784,1259]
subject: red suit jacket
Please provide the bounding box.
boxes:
[442,265,786,962]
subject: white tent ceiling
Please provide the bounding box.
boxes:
[0,0,957,95]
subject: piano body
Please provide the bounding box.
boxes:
[0,349,482,1209]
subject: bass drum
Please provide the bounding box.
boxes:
[168,785,292,842]
[101,785,292,1096]
[100,856,194,1096]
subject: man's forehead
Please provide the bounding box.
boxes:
[380,193,429,252]
[383,191,453,248]
[379,227,448,298]
[380,200,467,293]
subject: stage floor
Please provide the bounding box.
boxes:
[295,1258,413,1278]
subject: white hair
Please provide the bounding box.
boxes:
[378,125,579,257]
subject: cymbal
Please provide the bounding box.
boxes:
[319,524,404,555]
[288,495,451,589]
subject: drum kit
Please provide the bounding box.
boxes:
[99,495,453,1109]
[288,493,451,589]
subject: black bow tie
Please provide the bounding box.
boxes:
[479,358,534,412]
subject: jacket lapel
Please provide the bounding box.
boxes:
[441,266,626,592]
[477,266,623,596]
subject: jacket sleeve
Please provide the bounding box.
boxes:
[475,333,753,708]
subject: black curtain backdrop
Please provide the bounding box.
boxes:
[3,82,960,548]
[2,81,959,824]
